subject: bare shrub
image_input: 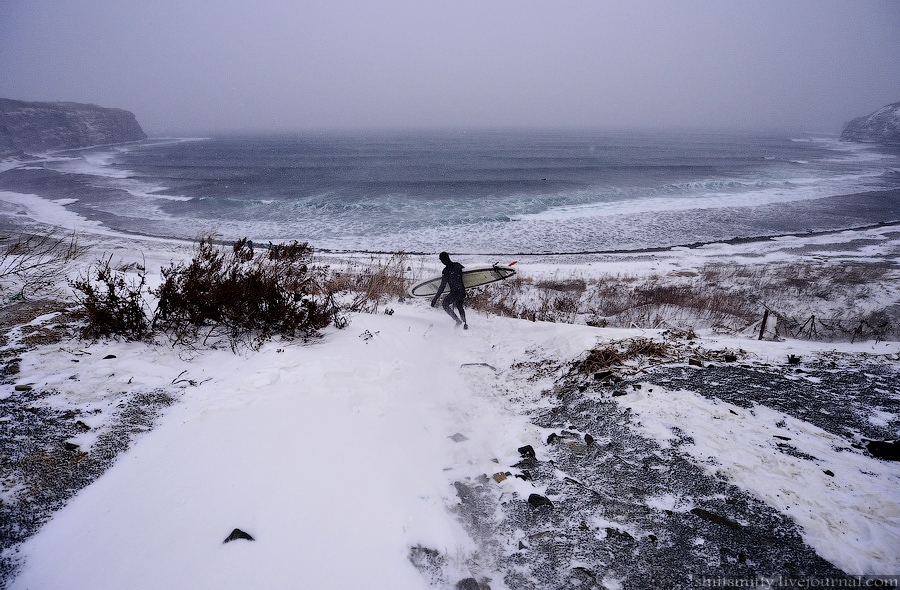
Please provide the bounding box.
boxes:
[69,255,152,341]
[324,253,410,314]
[572,337,673,376]
[152,237,338,350]
[0,230,83,299]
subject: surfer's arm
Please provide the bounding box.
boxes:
[431,277,448,306]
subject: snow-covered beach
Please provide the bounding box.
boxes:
[1,186,899,589]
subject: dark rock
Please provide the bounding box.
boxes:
[527,493,553,509]
[512,458,536,469]
[223,528,255,543]
[0,98,146,154]
[612,390,627,397]
[788,355,802,365]
[867,440,900,461]
[546,432,558,444]
[690,507,742,530]
[688,358,703,367]
[456,578,481,590]
[823,470,835,477]
[724,353,738,362]
[584,433,594,445]
[593,370,613,381]
[449,432,469,442]
[517,445,535,459]
[605,527,634,542]
[103,354,117,360]
[841,101,900,145]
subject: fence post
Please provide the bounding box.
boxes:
[758,309,769,340]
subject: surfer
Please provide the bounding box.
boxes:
[431,252,468,329]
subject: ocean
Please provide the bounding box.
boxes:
[2,130,899,254]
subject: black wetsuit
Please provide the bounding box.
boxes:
[432,261,467,326]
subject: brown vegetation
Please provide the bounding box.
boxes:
[468,261,900,342]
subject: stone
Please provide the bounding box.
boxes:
[690,507,741,530]
[517,445,535,458]
[528,493,554,509]
[867,440,900,461]
[223,528,255,543]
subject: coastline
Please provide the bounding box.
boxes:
[1,183,899,258]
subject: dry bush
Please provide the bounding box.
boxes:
[572,337,673,376]
[0,230,83,299]
[153,237,338,349]
[69,255,152,341]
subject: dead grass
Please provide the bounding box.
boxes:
[468,261,900,342]
[572,337,673,377]
[322,252,410,314]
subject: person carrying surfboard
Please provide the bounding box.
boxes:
[431,252,468,329]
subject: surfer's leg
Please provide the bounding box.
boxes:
[442,295,461,324]
[456,300,468,329]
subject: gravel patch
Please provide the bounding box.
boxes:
[0,300,177,588]
[414,352,899,589]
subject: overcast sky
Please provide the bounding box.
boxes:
[1,0,898,135]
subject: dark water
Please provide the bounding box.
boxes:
[2,130,899,253]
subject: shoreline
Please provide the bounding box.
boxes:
[1,185,899,258]
[316,217,900,257]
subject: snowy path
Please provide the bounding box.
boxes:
[9,307,599,589]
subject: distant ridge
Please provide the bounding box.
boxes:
[0,98,146,155]
[840,101,900,146]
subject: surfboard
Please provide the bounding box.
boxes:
[408,264,517,298]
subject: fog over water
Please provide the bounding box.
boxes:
[1,1,899,134]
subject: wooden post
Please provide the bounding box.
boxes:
[758,309,769,340]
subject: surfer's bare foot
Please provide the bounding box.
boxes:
[463,323,468,330]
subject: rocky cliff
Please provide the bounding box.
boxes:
[840,101,900,146]
[0,98,146,155]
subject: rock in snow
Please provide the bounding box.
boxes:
[840,101,900,145]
